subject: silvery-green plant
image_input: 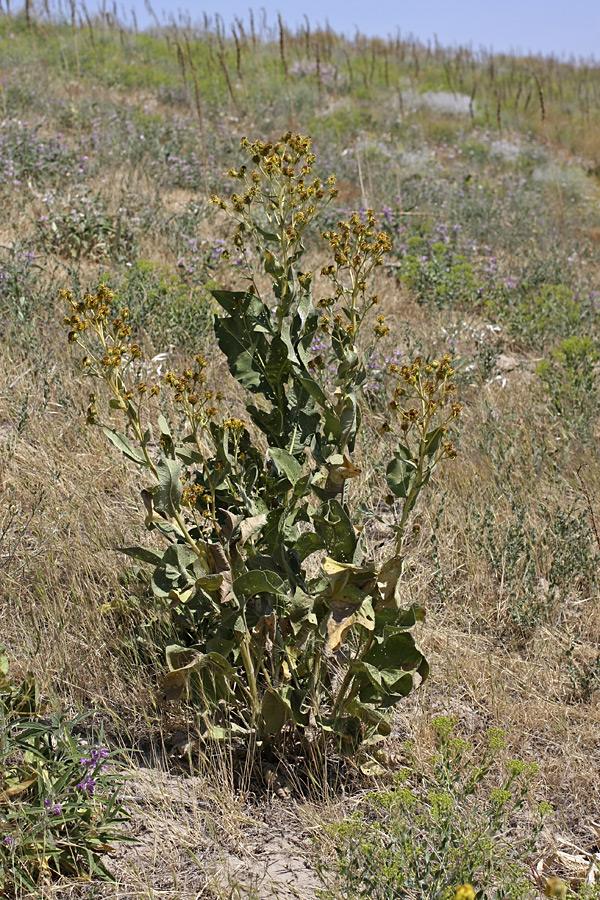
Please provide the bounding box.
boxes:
[62,133,462,751]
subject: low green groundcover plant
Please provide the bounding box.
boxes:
[0,646,130,894]
[318,717,554,900]
[62,133,462,751]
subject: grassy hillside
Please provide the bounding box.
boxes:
[1,5,600,898]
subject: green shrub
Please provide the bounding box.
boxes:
[399,242,481,309]
[0,647,131,895]
[318,717,552,900]
[36,186,153,262]
[508,284,582,346]
[536,335,599,435]
[106,259,214,354]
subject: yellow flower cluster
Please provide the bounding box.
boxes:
[380,354,462,460]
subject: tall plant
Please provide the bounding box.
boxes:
[62,133,462,751]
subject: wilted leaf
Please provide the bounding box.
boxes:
[238,514,267,547]
[376,556,404,609]
[163,647,235,701]
[253,613,276,652]
[208,542,234,605]
[163,667,191,702]
[326,606,358,653]
[325,453,361,490]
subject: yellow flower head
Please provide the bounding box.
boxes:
[454,886,476,900]
[545,878,567,900]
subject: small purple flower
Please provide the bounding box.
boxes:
[2,837,12,844]
[77,775,96,794]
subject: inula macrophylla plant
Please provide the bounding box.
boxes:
[62,133,462,751]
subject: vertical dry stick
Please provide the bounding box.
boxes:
[175,39,188,101]
[235,17,246,43]
[82,4,99,63]
[344,49,353,89]
[249,8,256,49]
[469,80,477,123]
[304,14,310,58]
[355,147,368,208]
[183,41,208,199]
[365,152,375,206]
[514,81,522,113]
[144,0,160,30]
[232,25,243,82]
[532,70,545,122]
[24,0,31,30]
[496,91,502,133]
[206,30,215,65]
[184,39,206,147]
[315,41,322,103]
[218,49,242,116]
[396,84,404,118]
[444,60,456,98]
[278,13,288,77]
[68,0,81,79]
[215,13,224,52]
[278,13,295,127]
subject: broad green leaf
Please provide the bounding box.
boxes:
[364,631,424,673]
[156,457,183,515]
[313,499,357,562]
[386,452,418,499]
[232,569,286,600]
[264,250,285,278]
[175,446,204,466]
[269,447,303,486]
[347,699,392,735]
[119,546,163,566]
[211,289,256,315]
[101,427,148,467]
[261,688,291,734]
[295,531,325,561]
[157,415,171,437]
[254,224,279,243]
[424,425,445,457]
[214,316,268,393]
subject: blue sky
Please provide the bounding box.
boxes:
[113,0,599,59]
